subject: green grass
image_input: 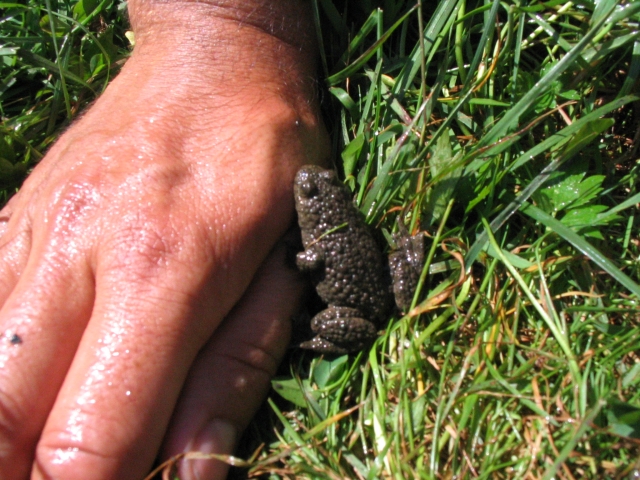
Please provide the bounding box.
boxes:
[2,0,640,478]
[0,0,130,199]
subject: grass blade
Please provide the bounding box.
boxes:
[522,202,640,298]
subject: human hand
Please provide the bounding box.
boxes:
[0,2,328,479]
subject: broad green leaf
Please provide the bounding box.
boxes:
[341,133,365,180]
[376,123,404,145]
[39,14,68,36]
[73,0,99,22]
[424,131,462,225]
[605,399,640,439]
[271,377,317,408]
[312,355,349,388]
[623,363,640,389]
[561,204,608,227]
[559,89,581,101]
[484,244,533,269]
[538,170,605,214]
[522,203,640,298]
[466,118,614,269]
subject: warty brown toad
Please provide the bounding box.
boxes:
[294,165,424,354]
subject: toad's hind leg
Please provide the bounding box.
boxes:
[299,306,378,354]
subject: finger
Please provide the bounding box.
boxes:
[161,242,301,480]
[0,227,32,305]
[30,248,208,478]
[0,234,94,479]
[0,193,34,304]
[29,216,278,480]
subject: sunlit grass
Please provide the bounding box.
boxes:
[262,1,640,478]
[0,0,130,200]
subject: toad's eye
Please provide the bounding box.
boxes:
[299,179,318,198]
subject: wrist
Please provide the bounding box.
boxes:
[123,0,321,130]
[127,0,318,86]
[129,0,317,50]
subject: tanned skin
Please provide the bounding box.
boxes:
[0,1,328,478]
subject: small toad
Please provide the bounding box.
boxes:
[294,165,424,354]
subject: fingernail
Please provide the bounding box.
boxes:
[179,419,237,480]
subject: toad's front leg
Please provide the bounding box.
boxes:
[296,243,325,272]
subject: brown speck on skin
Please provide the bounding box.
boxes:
[8,332,23,345]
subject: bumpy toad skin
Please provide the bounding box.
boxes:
[389,225,425,312]
[294,165,423,354]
